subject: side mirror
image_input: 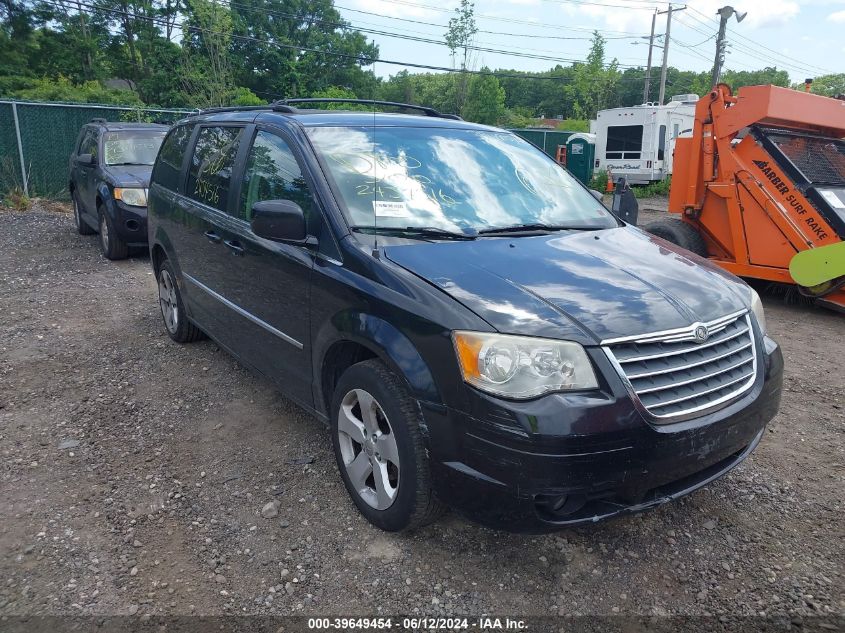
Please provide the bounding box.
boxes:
[77,153,95,165]
[590,189,604,202]
[251,199,308,243]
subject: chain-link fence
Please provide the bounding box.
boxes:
[0,100,195,200]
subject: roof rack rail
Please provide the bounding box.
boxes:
[197,105,274,115]
[90,117,108,123]
[274,98,462,120]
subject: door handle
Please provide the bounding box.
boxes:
[223,239,244,256]
[204,230,222,244]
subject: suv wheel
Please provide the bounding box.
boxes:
[331,359,445,532]
[157,259,204,343]
[98,205,129,260]
[72,192,95,235]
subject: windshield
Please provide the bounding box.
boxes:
[307,126,615,233]
[104,130,166,166]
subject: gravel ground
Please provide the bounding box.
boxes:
[1,203,843,623]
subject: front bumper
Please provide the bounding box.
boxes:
[109,199,148,245]
[423,336,783,533]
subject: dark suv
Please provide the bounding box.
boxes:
[147,100,783,533]
[69,119,168,259]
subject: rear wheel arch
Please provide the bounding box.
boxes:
[151,244,167,280]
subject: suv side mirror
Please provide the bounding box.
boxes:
[77,153,95,165]
[251,200,308,243]
[590,189,604,202]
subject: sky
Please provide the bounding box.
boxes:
[336,0,845,85]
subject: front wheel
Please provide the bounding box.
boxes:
[331,359,445,532]
[98,205,129,260]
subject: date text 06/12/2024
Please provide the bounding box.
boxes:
[307,617,528,630]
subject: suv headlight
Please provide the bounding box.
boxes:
[114,187,148,207]
[452,331,598,399]
[750,288,766,334]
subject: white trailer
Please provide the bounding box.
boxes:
[591,94,698,185]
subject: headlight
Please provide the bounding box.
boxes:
[750,288,766,334]
[452,331,598,399]
[114,187,148,207]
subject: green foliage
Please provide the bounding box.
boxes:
[0,0,812,120]
[808,73,845,97]
[0,157,31,211]
[445,0,477,71]
[0,75,144,104]
[307,86,369,110]
[589,170,608,192]
[230,87,266,106]
[461,70,504,125]
[633,177,671,199]
[555,119,589,132]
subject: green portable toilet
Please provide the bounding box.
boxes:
[564,133,596,185]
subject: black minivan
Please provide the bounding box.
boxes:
[147,100,783,533]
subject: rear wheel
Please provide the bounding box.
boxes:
[645,218,708,258]
[157,259,204,343]
[331,359,445,532]
[98,205,129,260]
[72,191,95,235]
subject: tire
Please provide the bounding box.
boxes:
[331,359,445,532]
[72,191,95,235]
[156,259,205,343]
[645,218,708,258]
[98,204,130,260]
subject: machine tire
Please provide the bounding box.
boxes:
[645,218,708,258]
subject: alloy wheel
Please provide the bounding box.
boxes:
[158,269,179,334]
[73,197,81,229]
[337,388,400,510]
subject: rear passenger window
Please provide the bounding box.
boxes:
[186,126,244,212]
[239,131,313,223]
[152,124,192,192]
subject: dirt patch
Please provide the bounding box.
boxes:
[0,206,842,620]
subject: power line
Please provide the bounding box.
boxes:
[332,2,646,41]
[217,0,647,66]
[683,6,834,76]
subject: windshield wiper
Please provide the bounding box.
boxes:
[478,223,604,235]
[351,225,478,240]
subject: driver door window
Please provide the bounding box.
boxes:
[239,131,314,227]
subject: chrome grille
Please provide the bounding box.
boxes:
[603,312,757,420]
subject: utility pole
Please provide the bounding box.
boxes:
[643,10,657,103]
[657,4,685,106]
[711,6,747,87]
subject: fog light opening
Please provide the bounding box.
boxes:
[125,219,140,231]
[534,493,588,519]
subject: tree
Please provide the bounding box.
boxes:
[445,0,476,114]
[461,70,504,125]
[804,73,845,97]
[179,0,235,107]
[445,0,476,72]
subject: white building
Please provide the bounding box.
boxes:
[591,94,698,184]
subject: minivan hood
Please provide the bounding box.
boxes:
[383,226,750,343]
[104,164,153,187]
